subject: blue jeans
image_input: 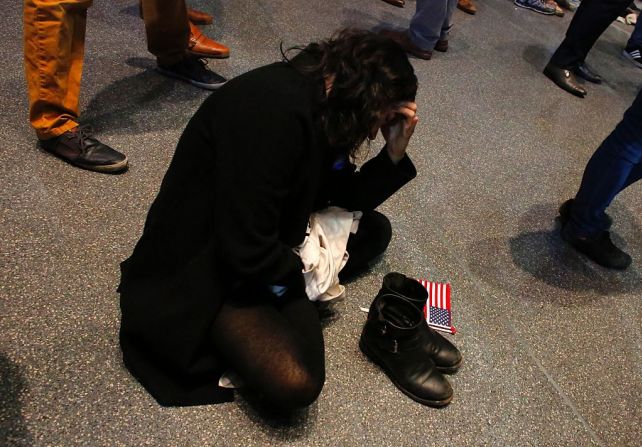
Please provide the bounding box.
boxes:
[409,0,458,51]
[627,18,642,49]
[569,89,642,236]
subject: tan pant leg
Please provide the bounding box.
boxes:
[141,0,189,66]
[24,0,93,139]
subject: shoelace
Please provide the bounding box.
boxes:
[67,125,95,150]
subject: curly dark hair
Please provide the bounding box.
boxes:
[284,29,418,158]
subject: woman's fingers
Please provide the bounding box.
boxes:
[394,101,417,112]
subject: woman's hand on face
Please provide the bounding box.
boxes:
[381,101,418,164]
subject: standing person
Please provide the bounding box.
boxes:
[559,89,642,269]
[118,29,420,409]
[24,0,128,173]
[379,0,458,60]
[623,17,642,68]
[139,0,228,90]
[543,0,631,97]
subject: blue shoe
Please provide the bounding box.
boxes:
[514,0,556,14]
[623,47,642,69]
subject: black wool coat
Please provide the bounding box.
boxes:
[118,60,417,406]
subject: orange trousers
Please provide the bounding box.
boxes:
[24,0,91,139]
[24,0,189,140]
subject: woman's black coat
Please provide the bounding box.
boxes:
[118,60,417,406]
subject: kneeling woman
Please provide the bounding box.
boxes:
[119,29,419,410]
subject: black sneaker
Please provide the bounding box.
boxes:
[622,47,642,69]
[558,199,612,230]
[39,126,128,173]
[156,56,227,90]
[561,225,632,270]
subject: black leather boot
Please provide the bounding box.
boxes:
[379,272,462,373]
[360,293,453,407]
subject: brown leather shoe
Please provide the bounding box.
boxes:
[381,0,405,7]
[39,126,128,173]
[434,40,448,52]
[188,8,213,25]
[380,29,432,60]
[457,0,477,14]
[187,22,230,59]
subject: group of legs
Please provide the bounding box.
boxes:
[210,210,392,411]
[544,0,638,97]
[24,0,228,174]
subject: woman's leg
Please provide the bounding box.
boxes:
[339,210,392,281]
[210,292,325,412]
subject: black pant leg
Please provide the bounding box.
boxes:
[211,291,325,411]
[550,0,630,68]
[339,210,392,281]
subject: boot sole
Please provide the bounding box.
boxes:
[359,339,453,407]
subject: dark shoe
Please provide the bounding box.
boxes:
[187,22,229,59]
[434,39,448,52]
[187,7,213,25]
[514,0,557,14]
[39,126,128,173]
[543,62,587,97]
[378,273,462,373]
[558,199,612,230]
[157,56,227,90]
[381,0,405,7]
[622,47,642,69]
[573,62,602,84]
[360,294,453,407]
[561,226,632,270]
[379,29,432,60]
[457,0,477,14]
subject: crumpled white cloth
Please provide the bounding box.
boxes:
[294,207,361,302]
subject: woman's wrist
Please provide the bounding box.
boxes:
[386,145,405,165]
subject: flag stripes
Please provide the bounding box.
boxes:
[418,279,456,334]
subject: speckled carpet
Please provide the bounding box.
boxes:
[1,1,640,445]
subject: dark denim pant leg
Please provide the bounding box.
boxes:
[627,19,642,49]
[569,90,642,236]
[410,0,449,51]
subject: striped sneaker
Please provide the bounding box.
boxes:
[622,47,642,68]
[514,0,556,14]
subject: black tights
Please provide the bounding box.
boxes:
[210,210,391,412]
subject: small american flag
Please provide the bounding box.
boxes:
[418,279,456,334]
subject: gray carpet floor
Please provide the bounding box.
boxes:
[1,0,641,445]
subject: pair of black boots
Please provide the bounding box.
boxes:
[360,273,462,407]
